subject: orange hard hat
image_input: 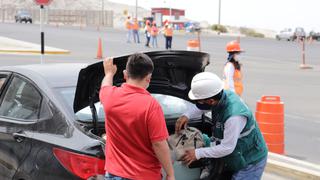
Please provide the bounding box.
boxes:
[226,41,243,52]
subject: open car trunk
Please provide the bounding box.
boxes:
[73,50,212,138]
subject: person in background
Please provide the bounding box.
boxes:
[100,54,175,180]
[163,23,173,50]
[144,20,151,47]
[132,18,140,43]
[125,16,133,43]
[223,41,244,97]
[151,21,159,48]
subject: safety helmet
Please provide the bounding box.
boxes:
[188,72,223,100]
[226,41,243,53]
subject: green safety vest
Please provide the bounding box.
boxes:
[212,91,268,172]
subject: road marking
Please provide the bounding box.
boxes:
[285,113,320,124]
[0,36,70,55]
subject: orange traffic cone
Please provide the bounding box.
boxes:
[96,38,103,59]
[187,40,200,51]
[256,96,285,154]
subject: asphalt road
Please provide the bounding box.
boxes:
[1,22,320,164]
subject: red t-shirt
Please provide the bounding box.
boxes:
[99,83,169,180]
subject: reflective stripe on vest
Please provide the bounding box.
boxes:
[223,63,243,96]
[151,27,158,36]
[132,22,139,30]
[125,20,132,29]
[239,124,255,138]
[212,124,255,145]
[165,28,173,36]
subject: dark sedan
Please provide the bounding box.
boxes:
[0,51,213,180]
[0,63,105,180]
[15,10,33,23]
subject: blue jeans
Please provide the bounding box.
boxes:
[232,156,267,180]
[165,36,172,49]
[151,36,158,48]
[133,30,140,43]
[126,30,132,43]
[145,34,150,47]
[105,173,130,180]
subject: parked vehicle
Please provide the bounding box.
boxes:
[276,27,306,41]
[276,28,294,41]
[185,22,201,33]
[15,10,32,23]
[308,30,320,41]
[292,27,306,41]
[0,51,213,180]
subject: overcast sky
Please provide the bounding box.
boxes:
[109,0,319,32]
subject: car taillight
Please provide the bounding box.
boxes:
[53,147,105,179]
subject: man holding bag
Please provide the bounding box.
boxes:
[175,72,268,180]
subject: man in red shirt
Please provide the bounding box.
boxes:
[99,53,175,180]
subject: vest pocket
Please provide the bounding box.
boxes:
[223,151,248,172]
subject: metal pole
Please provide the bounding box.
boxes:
[135,0,138,19]
[218,0,221,25]
[40,5,44,64]
[102,0,104,26]
[197,31,201,51]
[302,38,305,65]
[299,37,312,69]
[169,3,172,22]
[164,0,171,22]
[1,0,4,22]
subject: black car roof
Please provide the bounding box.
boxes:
[0,63,87,88]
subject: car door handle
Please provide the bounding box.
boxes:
[12,132,27,143]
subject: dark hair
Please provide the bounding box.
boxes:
[227,52,241,70]
[126,53,154,80]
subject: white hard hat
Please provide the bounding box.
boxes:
[188,72,223,100]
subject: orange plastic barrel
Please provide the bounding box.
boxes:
[187,40,200,51]
[256,96,284,154]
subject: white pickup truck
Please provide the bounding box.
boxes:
[276,27,306,41]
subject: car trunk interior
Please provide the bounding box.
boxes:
[79,115,213,143]
[73,50,212,146]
